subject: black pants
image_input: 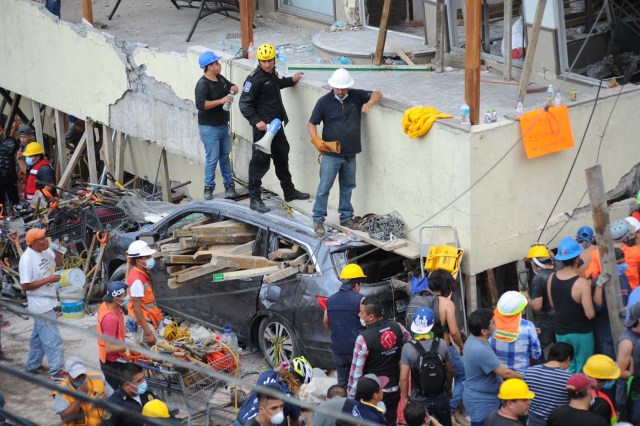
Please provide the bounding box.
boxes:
[0,176,19,205]
[101,361,122,390]
[248,127,293,199]
[383,390,401,425]
[332,352,352,387]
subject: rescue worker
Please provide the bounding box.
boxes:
[97,281,129,390]
[547,373,608,426]
[126,240,162,346]
[577,225,597,278]
[239,43,309,214]
[615,302,640,422]
[21,142,56,203]
[16,124,36,181]
[323,263,366,387]
[483,379,535,426]
[582,354,620,424]
[0,116,20,210]
[101,363,156,426]
[53,357,111,426]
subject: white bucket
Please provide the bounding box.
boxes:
[59,286,85,319]
[58,268,86,288]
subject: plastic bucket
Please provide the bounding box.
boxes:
[59,268,86,288]
[59,286,85,319]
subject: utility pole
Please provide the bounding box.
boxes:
[464,0,481,124]
[585,165,624,347]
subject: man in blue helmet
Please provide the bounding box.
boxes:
[195,50,239,200]
[576,225,597,278]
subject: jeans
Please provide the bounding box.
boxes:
[248,127,293,199]
[312,155,356,224]
[45,0,61,17]
[449,345,465,411]
[422,394,452,426]
[24,309,64,376]
[332,352,352,387]
[199,124,233,190]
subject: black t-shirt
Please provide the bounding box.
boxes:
[482,411,525,426]
[530,268,554,328]
[547,405,608,426]
[309,89,372,157]
[195,74,234,126]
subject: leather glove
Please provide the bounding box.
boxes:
[595,272,611,288]
[311,135,341,154]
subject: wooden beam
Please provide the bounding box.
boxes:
[163,255,209,265]
[268,247,301,261]
[465,0,482,124]
[81,0,94,25]
[102,126,114,180]
[503,0,513,81]
[390,42,416,66]
[31,100,44,147]
[226,240,255,255]
[114,133,127,183]
[193,232,258,245]
[586,164,624,346]
[373,0,392,65]
[434,0,445,72]
[174,262,227,284]
[54,110,67,177]
[486,268,499,306]
[174,220,254,237]
[58,133,87,189]
[239,0,254,55]
[465,273,478,312]
[263,266,301,284]
[85,120,98,183]
[159,148,171,202]
[211,254,280,270]
[517,0,547,101]
[0,89,28,129]
[211,266,281,283]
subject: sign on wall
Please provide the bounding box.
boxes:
[520,105,575,159]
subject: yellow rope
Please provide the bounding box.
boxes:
[163,322,191,343]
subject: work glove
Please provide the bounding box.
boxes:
[310,135,341,154]
[595,272,612,288]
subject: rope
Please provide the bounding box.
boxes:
[359,211,407,242]
[163,321,191,343]
[61,251,87,269]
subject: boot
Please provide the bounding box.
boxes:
[284,188,310,202]
[313,222,325,237]
[203,187,213,200]
[224,185,238,198]
[250,197,270,213]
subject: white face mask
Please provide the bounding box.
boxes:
[376,401,387,413]
[334,93,349,102]
[270,411,285,424]
[360,318,367,327]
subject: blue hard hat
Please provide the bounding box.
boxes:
[556,236,584,260]
[199,51,221,68]
[611,219,631,240]
[576,225,594,242]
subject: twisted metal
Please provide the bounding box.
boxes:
[359,211,407,242]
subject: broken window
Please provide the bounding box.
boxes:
[277,0,334,23]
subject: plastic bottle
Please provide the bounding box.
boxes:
[570,86,577,102]
[280,48,288,76]
[460,103,470,124]
[554,90,562,107]
[546,84,554,107]
[221,325,239,354]
[484,110,492,124]
[222,92,234,112]
[491,108,497,122]
[247,42,256,65]
[516,98,524,114]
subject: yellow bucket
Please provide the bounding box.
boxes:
[59,268,86,288]
[424,244,464,278]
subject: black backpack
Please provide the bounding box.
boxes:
[410,338,447,397]
[406,291,443,336]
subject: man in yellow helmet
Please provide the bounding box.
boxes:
[21,141,56,202]
[323,264,366,386]
[483,379,535,426]
[239,43,309,214]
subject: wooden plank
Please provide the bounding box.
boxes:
[31,100,44,148]
[434,0,445,73]
[486,268,498,306]
[211,266,281,283]
[503,0,513,81]
[174,220,252,237]
[102,126,114,180]
[159,148,171,203]
[286,253,309,267]
[82,0,94,25]
[54,110,67,176]
[192,244,244,260]
[193,232,257,245]
[164,255,209,265]
[390,42,416,66]
[175,262,227,283]
[167,265,186,276]
[85,120,98,183]
[114,133,127,183]
[268,247,300,261]
[373,0,392,65]
[465,0,482,124]
[179,237,199,250]
[58,133,87,189]
[239,0,254,55]
[517,0,547,101]
[226,240,255,255]
[263,266,300,284]
[156,236,178,247]
[211,254,280,270]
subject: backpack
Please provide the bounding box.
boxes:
[410,338,447,397]
[406,291,442,336]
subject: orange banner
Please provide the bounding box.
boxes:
[520,105,575,159]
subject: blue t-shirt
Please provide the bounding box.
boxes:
[236,370,301,425]
[463,335,503,422]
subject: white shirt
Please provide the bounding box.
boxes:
[129,279,145,298]
[19,247,59,314]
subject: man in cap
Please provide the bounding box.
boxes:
[16,124,36,176]
[547,374,608,426]
[547,236,598,373]
[53,356,112,425]
[348,374,389,425]
[307,68,382,236]
[489,291,541,374]
[323,263,365,387]
[239,43,309,214]
[195,50,239,200]
[126,240,162,346]
[483,379,535,426]
[399,307,453,426]
[19,228,66,381]
[0,115,20,211]
[97,281,129,389]
[21,141,56,203]
[102,363,156,426]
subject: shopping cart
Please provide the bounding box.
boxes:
[85,205,128,232]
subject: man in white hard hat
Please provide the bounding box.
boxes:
[307,68,382,237]
[126,240,161,345]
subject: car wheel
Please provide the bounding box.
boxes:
[109,263,127,282]
[258,316,300,367]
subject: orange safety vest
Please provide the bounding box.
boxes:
[23,158,52,201]
[493,309,522,343]
[592,389,617,425]
[97,302,125,363]
[126,266,162,328]
[621,245,640,290]
[52,372,106,426]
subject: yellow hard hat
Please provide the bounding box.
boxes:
[498,379,535,400]
[141,399,170,418]
[340,264,366,280]
[583,354,621,380]
[256,43,276,61]
[523,243,551,261]
[23,142,44,157]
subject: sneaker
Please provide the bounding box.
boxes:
[340,219,361,230]
[203,187,214,200]
[27,365,48,375]
[48,370,67,383]
[313,222,325,237]
[224,185,238,198]
[284,189,310,202]
[250,198,270,213]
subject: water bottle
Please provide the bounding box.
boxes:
[221,325,239,354]
[554,90,562,107]
[546,84,554,107]
[222,92,234,112]
[484,110,492,124]
[460,103,470,124]
[491,108,497,122]
[280,49,288,76]
[247,42,256,66]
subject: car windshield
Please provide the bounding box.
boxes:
[332,247,406,284]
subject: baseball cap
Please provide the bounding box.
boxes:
[66,356,88,379]
[356,374,389,397]
[566,373,597,393]
[103,281,128,302]
[18,124,34,135]
[363,373,389,389]
[626,302,640,327]
[25,228,46,246]
[411,307,435,334]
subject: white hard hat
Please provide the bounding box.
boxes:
[625,216,640,233]
[497,291,527,316]
[328,68,354,89]
[127,240,156,258]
